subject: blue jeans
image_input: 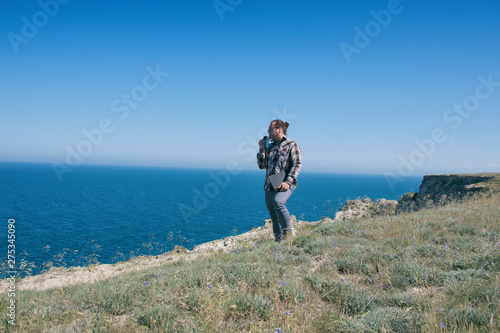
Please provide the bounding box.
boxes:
[265,185,296,241]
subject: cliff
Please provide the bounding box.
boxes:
[396,172,500,213]
[334,198,398,220]
[333,172,500,220]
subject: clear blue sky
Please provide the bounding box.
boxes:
[1,0,499,177]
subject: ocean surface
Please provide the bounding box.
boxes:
[0,162,421,277]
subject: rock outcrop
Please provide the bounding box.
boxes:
[396,173,500,213]
[334,198,398,221]
[334,173,500,219]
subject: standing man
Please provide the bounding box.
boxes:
[257,119,302,242]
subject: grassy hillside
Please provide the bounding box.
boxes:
[2,193,499,332]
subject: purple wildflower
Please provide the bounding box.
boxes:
[440,323,446,328]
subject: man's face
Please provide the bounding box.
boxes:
[268,122,281,141]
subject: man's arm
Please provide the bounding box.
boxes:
[285,142,302,184]
[257,139,268,170]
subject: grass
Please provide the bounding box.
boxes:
[1,193,499,332]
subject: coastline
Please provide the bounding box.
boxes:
[0,216,311,293]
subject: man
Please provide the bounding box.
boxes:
[257,119,302,242]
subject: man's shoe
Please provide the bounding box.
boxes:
[282,231,294,242]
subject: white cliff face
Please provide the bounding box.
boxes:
[334,198,398,221]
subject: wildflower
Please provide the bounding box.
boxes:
[455,253,459,256]
[275,246,278,251]
[488,290,492,293]
[207,284,211,288]
[440,323,446,328]
[341,278,345,282]
[492,262,495,266]
[143,281,149,286]
[234,250,239,254]
[156,274,159,279]
[285,310,292,315]
[276,329,281,333]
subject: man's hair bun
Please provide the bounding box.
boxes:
[271,119,290,136]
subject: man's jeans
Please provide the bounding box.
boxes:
[265,185,296,241]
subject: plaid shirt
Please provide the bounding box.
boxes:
[257,137,302,191]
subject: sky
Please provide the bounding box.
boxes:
[1,0,499,178]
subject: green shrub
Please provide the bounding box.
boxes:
[312,279,378,315]
[442,306,491,330]
[386,262,444,290]
[229,293,271,319]
[362,306,419,333]
[136,305,179,330]
[332,257,370,275]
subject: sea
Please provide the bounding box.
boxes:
[0,162,421,277]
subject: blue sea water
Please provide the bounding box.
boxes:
[0,162,421,277]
